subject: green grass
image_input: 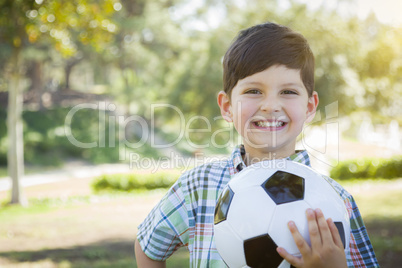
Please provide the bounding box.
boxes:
[0,189,168,220]
[355,189,402,218]
[0,241,137,268]
[0,241,189,268]
[339,178,402,218]
[365,217,402,258]
[0,196,92,221]
[338,178,402,266]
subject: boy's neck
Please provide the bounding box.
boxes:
[242,144,296,166]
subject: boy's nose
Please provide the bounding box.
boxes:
[260,97,281,113]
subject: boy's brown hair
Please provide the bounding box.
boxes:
[223,22,315,98]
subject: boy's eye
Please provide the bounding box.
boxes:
[282,89,298,95]
[245,89,261,94]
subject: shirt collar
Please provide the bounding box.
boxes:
[286,149,311,167]
[230,145,247,175]
[229,145,311,176]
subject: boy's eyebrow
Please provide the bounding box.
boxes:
[280,82,304,88]
[238,81,263,87]
[238,81,304,88]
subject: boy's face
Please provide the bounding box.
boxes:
[218,64,318,160]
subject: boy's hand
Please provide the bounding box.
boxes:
[276,208,347,268]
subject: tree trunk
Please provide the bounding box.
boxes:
[28,60,43,93]
[63,58,82,90]
[7,46,27,206]
[64,63,72,90]
[27,60,45,109]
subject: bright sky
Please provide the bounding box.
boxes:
[355,0,402,27]
[295,0,402,27]
[176,0,402,31]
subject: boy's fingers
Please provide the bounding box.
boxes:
[314,208,333,245]
[276,247,303,267]
[306,208,322,249]
[288,221,311,256]
[327,217,345,249]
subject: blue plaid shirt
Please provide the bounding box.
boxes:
[137,146,379,267]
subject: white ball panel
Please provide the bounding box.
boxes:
[269,201,311,255]
[227,186,276,240]
[303,175,350,250]
[229,167,276,193]
[304,175,340,207]
[214,221,247,268]
[303,175,349,216]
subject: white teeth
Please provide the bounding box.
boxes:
[255,121,284,127]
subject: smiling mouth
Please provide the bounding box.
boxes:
[253,121,287,129]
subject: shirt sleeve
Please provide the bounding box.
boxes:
[346,194,380,267]
[136,174,190,261]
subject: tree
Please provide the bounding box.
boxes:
[0,0,120,205]
[0,0,33,205]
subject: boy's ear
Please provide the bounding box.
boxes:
[217,91,233,122]
[305,91,319,123]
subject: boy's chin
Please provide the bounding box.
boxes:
[243,142,296,156]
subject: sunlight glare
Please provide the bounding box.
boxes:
[356,0,402,26]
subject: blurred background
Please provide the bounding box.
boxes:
[0,0,401,267]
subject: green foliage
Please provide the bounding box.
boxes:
[0,107,162,166]
[91,170,181,192]
[330,156,402,180]
[0,108,7,165]
[374,157,402,178]
[22,107,117,165]
[0,0,120,56]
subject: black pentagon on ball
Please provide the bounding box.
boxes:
[334,222,346,249]
[244,234,283,268]
[262,171,305,205]
[214,186,234,224]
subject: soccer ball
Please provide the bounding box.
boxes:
[214,160,350,268]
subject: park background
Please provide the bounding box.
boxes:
[0,0,401,267]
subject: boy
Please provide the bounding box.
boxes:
[135,22,379,267]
